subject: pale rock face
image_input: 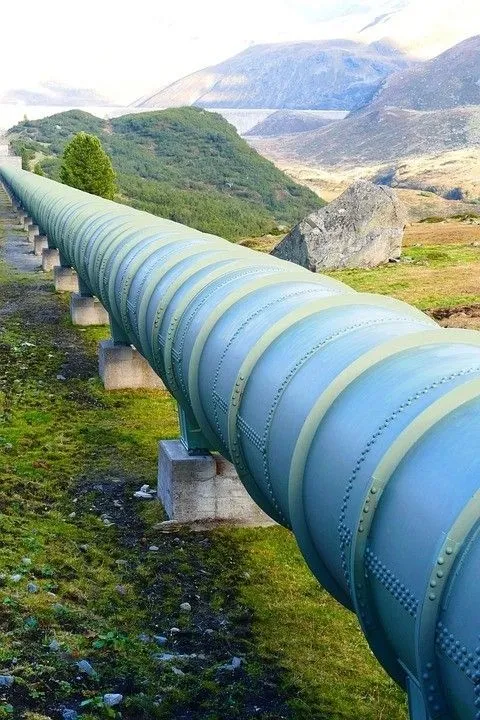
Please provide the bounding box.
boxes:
[271,180,406,271]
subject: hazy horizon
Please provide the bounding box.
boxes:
[1,0,479,107]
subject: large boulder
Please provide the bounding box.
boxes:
[271,180,407,271]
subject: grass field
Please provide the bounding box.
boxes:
[0,197,408,718]
[244,220,480,319]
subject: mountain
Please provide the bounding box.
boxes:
[8,108,322,240]
[245,110,340,137]
[356,1,480,59]
[253,106,480,166]
[250,36,480,166]
[0,81,112,107]
[367,35,480,110]
[135,40,412,111]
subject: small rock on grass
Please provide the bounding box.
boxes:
[62,710,78,720]
[104,693,123,706]
[77,659,96,676]
[180,602,191,612]
[0,675,14,687]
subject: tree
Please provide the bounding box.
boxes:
[33,162,44,176]
[60,132,117,200]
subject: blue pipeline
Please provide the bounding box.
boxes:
[1,166,480,720]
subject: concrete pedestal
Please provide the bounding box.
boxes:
[70,293,109,326]
[22,216,32,229]
[54,266,80,293]
[42,248,60,272]
[27,224,40,242]
[157,440,275,526]
[98,339,165,390]
[34,235,49,256]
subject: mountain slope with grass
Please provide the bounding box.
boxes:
[8,108,322,240]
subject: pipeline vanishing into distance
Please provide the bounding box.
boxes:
[1,166,479,720]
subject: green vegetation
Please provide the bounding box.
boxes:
[0,193,405,718]
[329,242,480,310]
[8,109,323,241]
[60,133,117,200]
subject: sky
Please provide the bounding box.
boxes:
[0,0,477,105]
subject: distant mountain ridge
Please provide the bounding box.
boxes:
[250,36,480,166]
[136,40,412,111]
[367,35,480,110]
[0,81,112,107]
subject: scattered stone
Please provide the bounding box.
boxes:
[149,545,159,552]
[49,639,61,652]
[134,484,156,499]
[62,710,78,720]
[77,659,96,676]
[271,180,407,271]
[27,582,38,593]
[68,512,76,518]
[115,584,127,595]
[79,544,89,552]
[204,628,214,635]
[22,557,32,565]
[61,711,77,720]
[154,635,168,645]
[0,675,14,687]
[154,653,178,662]
[10,574,22,583]
[56,374,66,381]
[220,656,243,671]
[180,602,192,612]
[170,627,181,634]
[103,693,123,707]
[138,633,150,643]
[171,667,185,676]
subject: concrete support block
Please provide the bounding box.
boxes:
[27,224,40,242]
[54,266,80,293]
[34,235,49,256]
[157,439,275,526]
[70,293,109,326]
[98,339,165,390]
[41,248,60,272]
[23,216,33,229]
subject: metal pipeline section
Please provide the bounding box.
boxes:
[1,166,480,720]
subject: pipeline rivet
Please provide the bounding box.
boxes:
[370,487,377,494]
[445,546,453,555]
[430,580,437,588]
[436,570,444,579]
[437,557,445,565]
[429,593,436,601]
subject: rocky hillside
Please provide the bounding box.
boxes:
[251,36,480,165]
[9,108,322,240]
[367,35,480,110]
[254,105,480,166]
[245,110,340,137]
[136,40,411,111]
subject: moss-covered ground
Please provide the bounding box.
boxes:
[0,194,407,719]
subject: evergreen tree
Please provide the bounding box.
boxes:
[33,162,44,176]
[60,132,117,199]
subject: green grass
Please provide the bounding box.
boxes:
[328,243,480,310]
[0,207,407,719]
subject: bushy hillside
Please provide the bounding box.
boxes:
[8,108,322,240]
